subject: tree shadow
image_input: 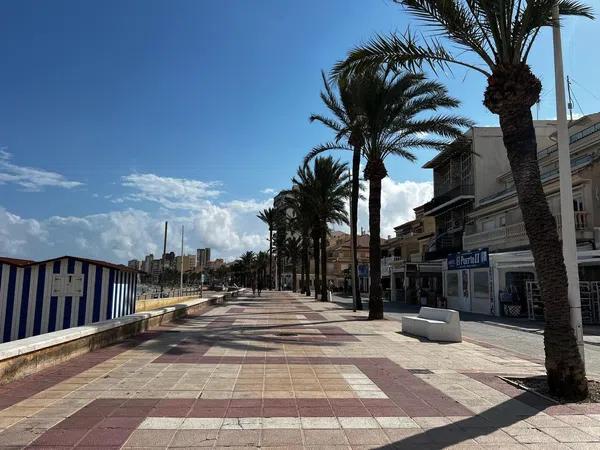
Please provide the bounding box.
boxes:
[375,391,554,449]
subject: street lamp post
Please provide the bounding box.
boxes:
[552,4,585,361]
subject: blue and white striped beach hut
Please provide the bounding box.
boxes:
[0,256,138,344]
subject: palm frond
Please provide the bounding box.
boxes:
[333,30,491,78]
[304,142,353,166]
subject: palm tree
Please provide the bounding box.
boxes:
[256,251,269,289]
[257,208,277,289]
[334,0,592,401]
[293,157,350,301]
[307,68,468,318]
[283,188,313,297]
[239,251,256,288]
[285,236,302,292]
[310,71,367,310]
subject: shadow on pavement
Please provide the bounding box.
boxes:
[375,391,545,449]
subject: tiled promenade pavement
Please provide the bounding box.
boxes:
[1,292,600,449]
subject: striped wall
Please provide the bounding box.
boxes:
[0,258,137,344]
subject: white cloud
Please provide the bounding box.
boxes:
[357,178,433,239]
[0,173,271,262]
[0,150,83,191]
[261,188,276,194]
[120,173,222,210]
[223,198,273,213]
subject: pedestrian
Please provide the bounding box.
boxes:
[252,277,256,296]
[257,278,263,296]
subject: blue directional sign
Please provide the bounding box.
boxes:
[447,248,489,270]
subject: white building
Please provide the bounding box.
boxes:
[419,114,600,319]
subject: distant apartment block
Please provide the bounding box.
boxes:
[175,254,197,273]
[196,248,211,269]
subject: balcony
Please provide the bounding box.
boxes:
[463,211,590,250]
[381,256,403,274]
[422,184,474,215]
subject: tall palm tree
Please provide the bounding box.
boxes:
[285,236,302,292]
[283,188,313,296]
[256,251,269,289]
[257,208,277,289]
[239,251,256,288]
[310,71,367,310]
[334,0,592,400]
[293,157,350,301]
[307,68,469,318]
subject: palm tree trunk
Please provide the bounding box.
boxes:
[350,147,363,310]
[300,253,305,294]
[367,173,384,320]
[303,236,311,296]
[292,257,297,292]
[499,106,587,400]
[313,229,320,300]
[269,228,273,290]
[320,225,328,302]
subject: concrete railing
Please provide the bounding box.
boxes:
[136,291,217,312]
[0,289,245,385]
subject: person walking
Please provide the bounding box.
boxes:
[252,277,256,296]
[257,278,263,297]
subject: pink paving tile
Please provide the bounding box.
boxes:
[263,398,295,408]
[110,406,154,417]
[332,406,370,417]
[30,428,90,447]
[298,406,336,417]
[77,427,134,447]
[230,399,262,408]
[54,416,104,429]
[188,407,228,418]
[225,407,262,417]
[262,406,299,417]
[150,406,192,417]
[297,398,330,408]
[97,416,144,429]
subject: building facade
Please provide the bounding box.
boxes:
[415,113,600,317]
[175,255,197,273]
[196,248,211,269]
[0,256,137,344]
[381,205,439,303]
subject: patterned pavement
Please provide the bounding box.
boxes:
[1,291,600,449]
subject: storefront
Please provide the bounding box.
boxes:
[386,259,443,304]
[443,249,600,317]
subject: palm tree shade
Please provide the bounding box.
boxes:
[307,68,469,319]
[334,0,593,401]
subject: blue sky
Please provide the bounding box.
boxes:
[0,0,598,262]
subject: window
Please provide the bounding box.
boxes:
[481,219,495,232]
[473,271,489,298]
[51,274,85,297]
[446,272,459,296]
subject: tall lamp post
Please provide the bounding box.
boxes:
[552,4,585,361]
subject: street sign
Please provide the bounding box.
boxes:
[447,248,489,270]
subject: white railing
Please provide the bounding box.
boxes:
[381,256,403,273]
[463,212,588,250]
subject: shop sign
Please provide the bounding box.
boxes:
[447,248,489,270]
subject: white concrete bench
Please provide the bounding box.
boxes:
[402,307,462,342]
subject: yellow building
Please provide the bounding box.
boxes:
[381,205,442,304]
